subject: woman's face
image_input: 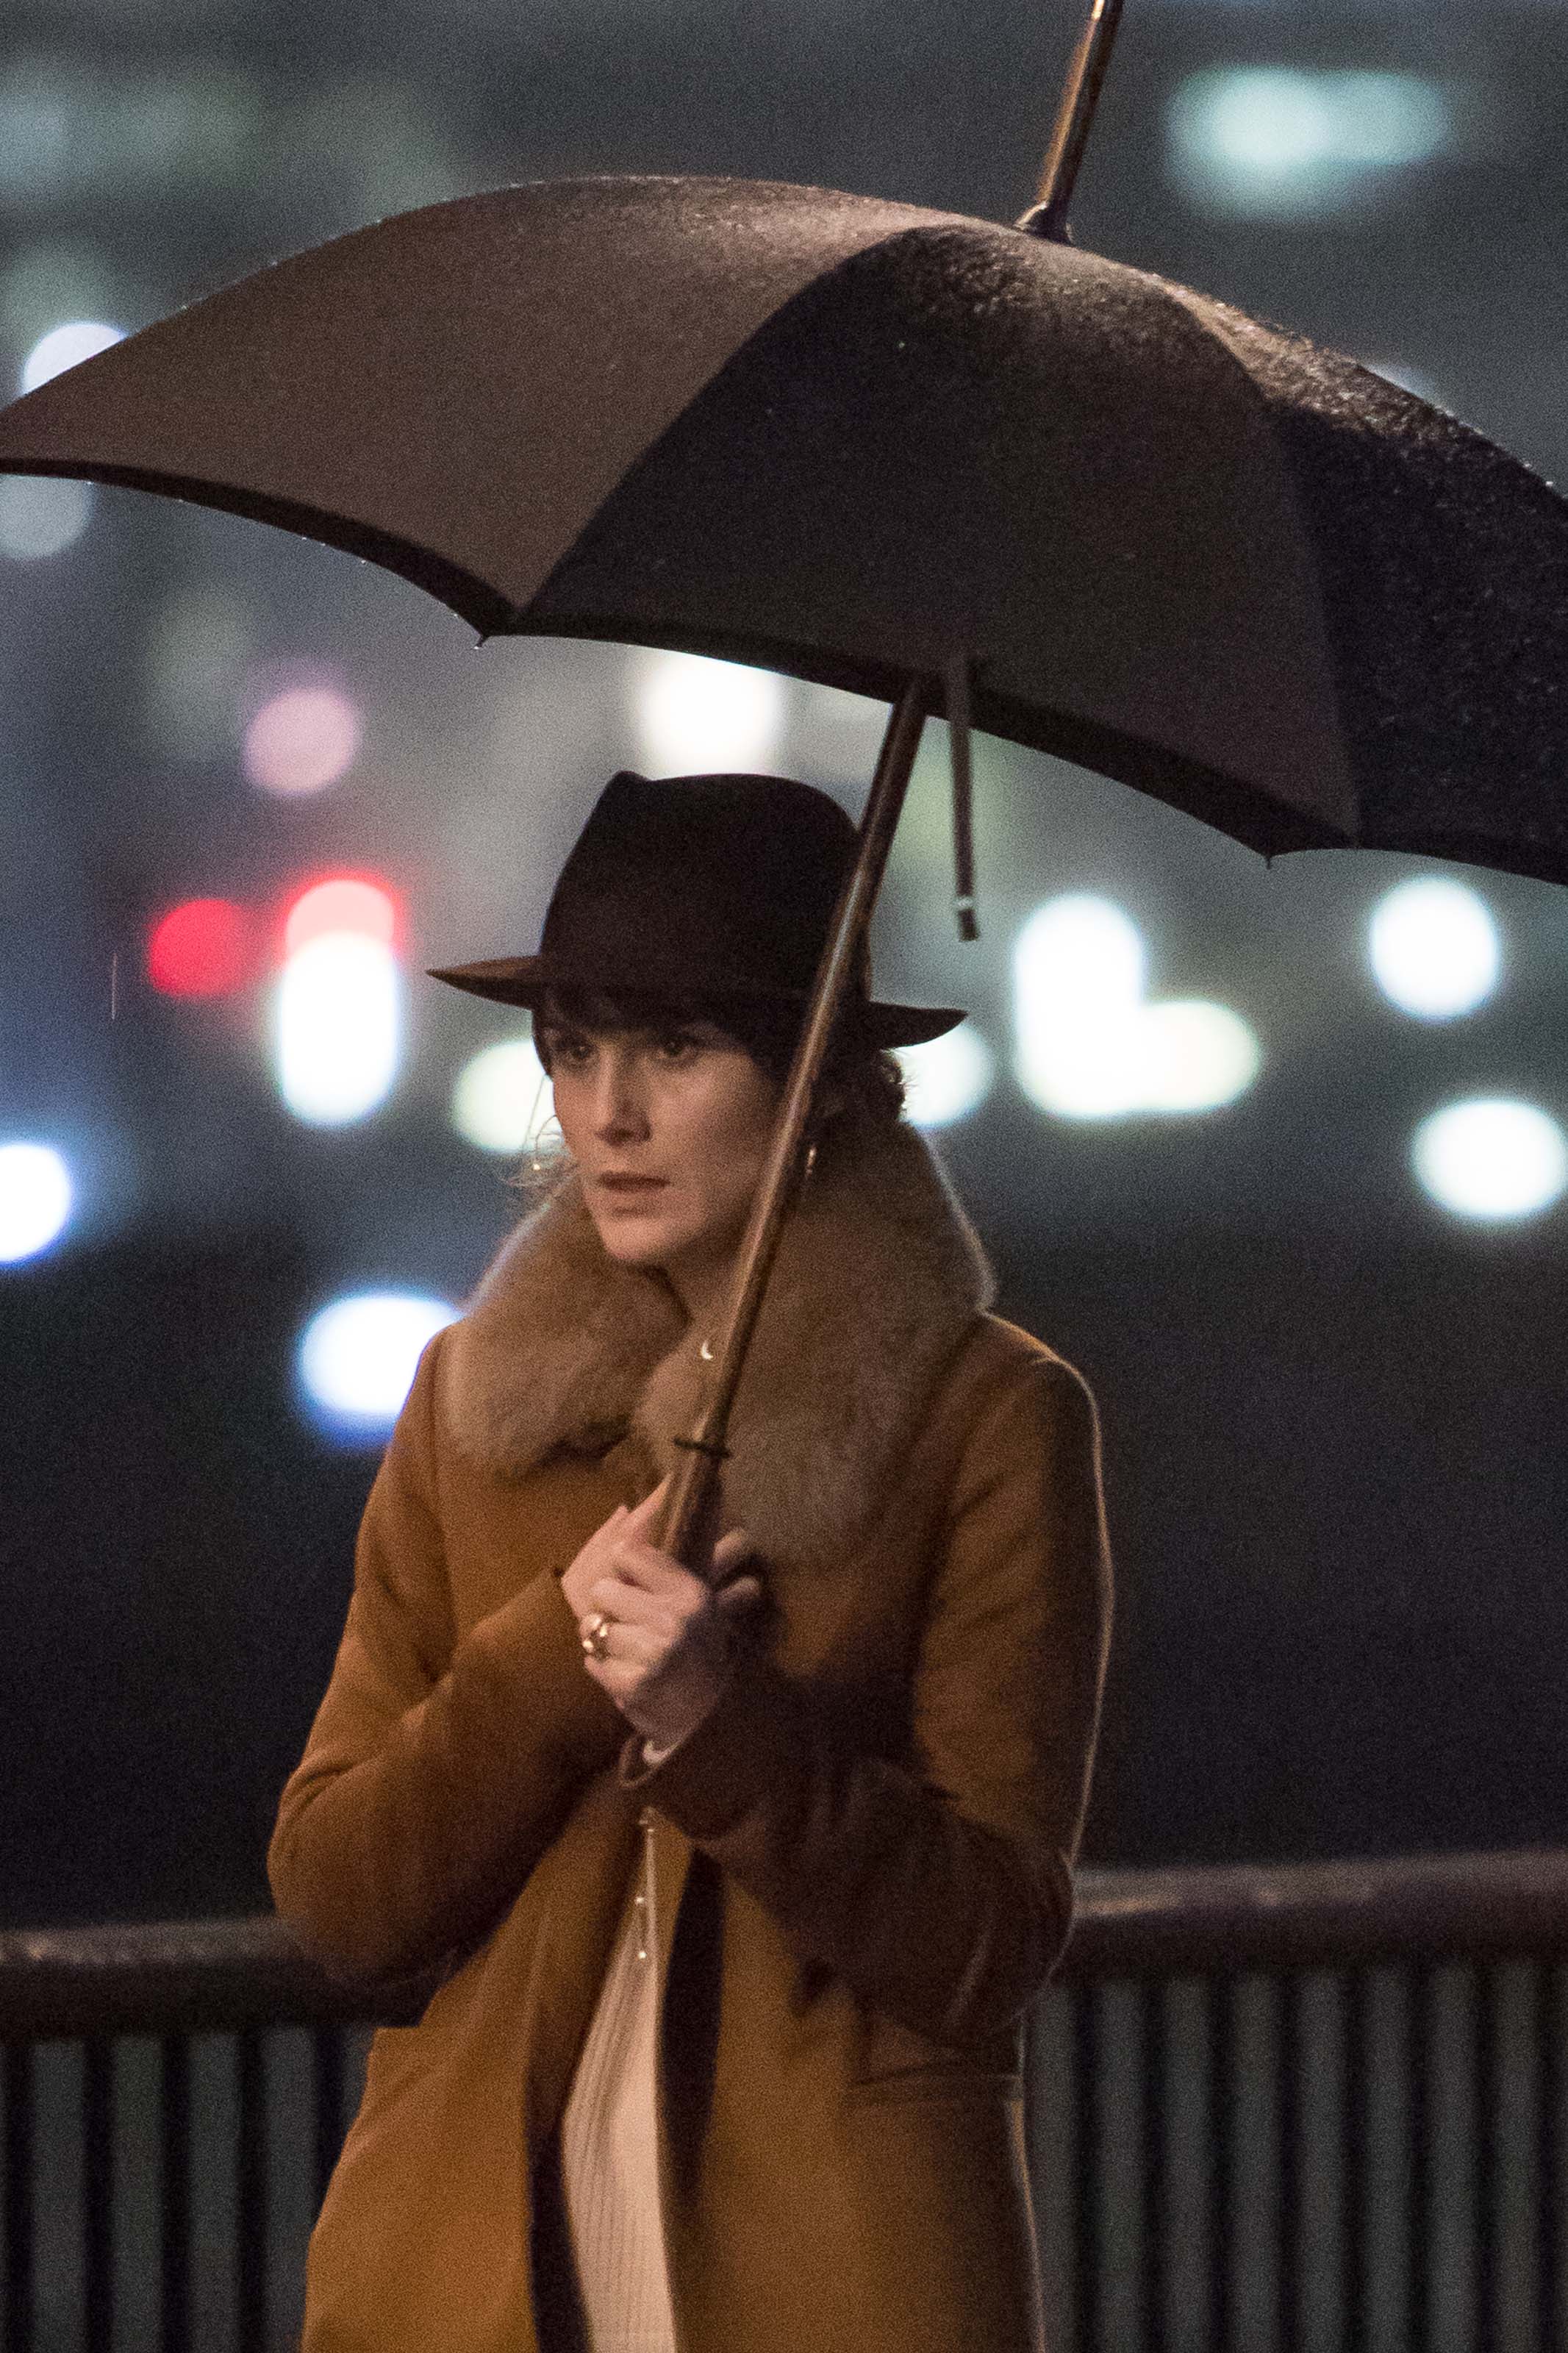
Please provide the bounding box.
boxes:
[548,1015,781,1310]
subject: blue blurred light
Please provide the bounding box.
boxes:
[0,474,93,559]
[0,1141,74,1265]
[1168,69,1454,218]
[20,318,123,394]
[297,1291,458,1438]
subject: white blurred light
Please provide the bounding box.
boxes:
[452,1037,553,1155]
[1014,897,1148,1120]
[298,1291,458,1432]
[1168,70,1453,218]
[1136,1001,1263,1114]
[273,934,401,1126]
[243,684,362,797]
[1411,1099,1568,1223]
[0,474,93,559]
[1369,877,1500,1019]
[0,1140,74,1263]
[896,1023,996,1130]
[1013,895,1261,1121]
[1017,896,1147,1010]
[20,318,123,393]
[631,649,786,775]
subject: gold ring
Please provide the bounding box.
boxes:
[579,1611,612,1661]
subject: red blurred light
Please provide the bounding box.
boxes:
[282,876,398,957]
[146,899,254,999]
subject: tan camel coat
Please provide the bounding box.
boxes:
[268,1120,1112,2353]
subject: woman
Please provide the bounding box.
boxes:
[269,768,1113,2353]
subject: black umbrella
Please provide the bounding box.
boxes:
[3,11,1566,1552]
[6,172,1568,881]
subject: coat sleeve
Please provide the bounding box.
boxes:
[630,1352,1112,2047]
[267,1327,624,1988]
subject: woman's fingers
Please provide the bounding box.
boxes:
[710,1528,753,1577]
[620,1479,670,1536]
[606,1536,704,1598]
[588,1570,686,1627]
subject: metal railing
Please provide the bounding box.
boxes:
[4,1849,1565,2352]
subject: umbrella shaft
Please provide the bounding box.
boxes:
[656,681,931,1574]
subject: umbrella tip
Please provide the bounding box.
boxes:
[1018,0,1126,245]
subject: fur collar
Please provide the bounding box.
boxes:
[440,1121,993,1572]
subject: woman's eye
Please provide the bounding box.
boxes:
[554,1034,593,1068]
[654,1029,701,1063]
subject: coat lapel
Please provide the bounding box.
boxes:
[440,1120,992,1573]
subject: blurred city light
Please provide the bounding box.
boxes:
[451,1035,553,1156]
[1014,896,1150,1121]
[243,683,363,798]
[1135,1001,1263,1114]
[20,318,123,393]
[0,60,265,210]
[1411,1099,1568,1222]
[143,584,258,760]
[1168,69,1453,218]
[631,649,787,775]
[0,475,93,560]
[274,879,402,1126]
[146,898,254,999]
[896,1022,996,1129]
[0,1141,74,1265]
[282,877,397,956]
[1369,877,1500,1019]
[1013,895,1261,1120]
[297,1290,457,1435]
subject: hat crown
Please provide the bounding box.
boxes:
[539,770,858,1001]
[425,768,965,1049]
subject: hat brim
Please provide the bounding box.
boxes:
[426,956,965,1049]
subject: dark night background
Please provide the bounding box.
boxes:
[1,0,1565,1932]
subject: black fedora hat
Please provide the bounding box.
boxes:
[428,770,965,1049]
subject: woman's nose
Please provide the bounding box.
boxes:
[592,1054,649,1142]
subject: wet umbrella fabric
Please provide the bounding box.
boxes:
[2,173,1567,884]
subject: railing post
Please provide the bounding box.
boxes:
[3,2043,36,2353]
[160,2033,191,2353]
[1406,1960,1434,2353]
[1208,1974,1236,2353]
[1072,1982,1100,2353]
[235,2026,268,2353]
[1139,1979,1167,2353]
[1475,1961,1501,2353]
[1538,1960,1562,2353]
[1340,1967,1371,2353]
[82,2038,115,2350]
[1275,1973,1303,2353]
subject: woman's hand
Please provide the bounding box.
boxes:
[560,1483,762,1753]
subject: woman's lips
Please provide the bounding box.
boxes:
[597,1175,667,1194]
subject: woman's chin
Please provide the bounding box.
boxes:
[587,1215,679,1273]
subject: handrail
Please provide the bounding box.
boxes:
[3,1848,1566,2041]
[1058,1845,1568,1982]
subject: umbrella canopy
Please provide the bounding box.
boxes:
[3,174,1568,885]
